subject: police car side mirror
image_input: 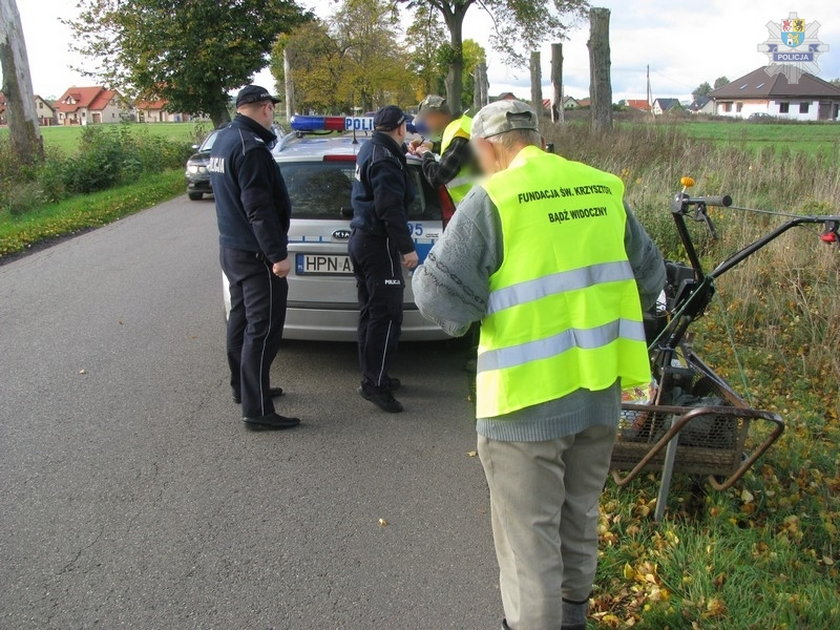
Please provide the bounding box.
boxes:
[340,207,354,219]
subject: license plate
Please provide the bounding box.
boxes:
[296,253,354,275]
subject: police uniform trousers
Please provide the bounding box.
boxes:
[348,230,403,390]
[221,247,288,418]
[477,424,617,629]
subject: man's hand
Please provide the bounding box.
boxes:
[408,139,432,156]
[272,257,291,278]
[402,251,419,270]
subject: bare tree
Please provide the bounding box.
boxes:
[0,0,42,163]
[530,51,542,124]
[550,43,564,124]
[588,7,612,133]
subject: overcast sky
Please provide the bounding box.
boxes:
[16,0,840,103]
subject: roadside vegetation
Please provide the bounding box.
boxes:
[0,122,205,258]
[544,122,840,628]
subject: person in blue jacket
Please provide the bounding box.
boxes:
[349,105,418,413]
[209,85,300,431]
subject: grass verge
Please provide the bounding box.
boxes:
[0,169,184,259]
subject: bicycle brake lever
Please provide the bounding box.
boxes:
[693,203,718,239]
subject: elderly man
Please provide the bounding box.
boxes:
[408,95,476,204]
[412,100,665,629]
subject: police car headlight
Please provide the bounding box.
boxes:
[187,164,200,174]
[198,165,208,173]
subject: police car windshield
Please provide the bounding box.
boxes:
[278,161,440,221]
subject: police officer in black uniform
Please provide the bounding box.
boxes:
[349,105,418,413]
[209,85,300,430]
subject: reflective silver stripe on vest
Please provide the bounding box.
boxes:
[477,318,646,373]
[446,174,475,190]
[486,260,634,316]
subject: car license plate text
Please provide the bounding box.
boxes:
[296,253,354,275]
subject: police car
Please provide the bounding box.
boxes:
[222,115,455,342]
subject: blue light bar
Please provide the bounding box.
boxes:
[290,116,376,132]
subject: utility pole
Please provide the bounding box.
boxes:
[0,0,42,163]
[282,47,295,121]
[550,43,564,124]
[588,7,613,133]
[530,51,542,125]
[647,64,655,119]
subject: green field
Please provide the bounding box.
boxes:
[668,120,839,156]
[0,121,211,155]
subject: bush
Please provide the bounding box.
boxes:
[0,123,194,213]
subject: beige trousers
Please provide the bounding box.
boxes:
[478,424,617,630]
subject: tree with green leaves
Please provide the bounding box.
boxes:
[400,0,588,111]
[692,81,712,101]
[406,3,447,98]
[65,0,312,128]
[713,76,730,89]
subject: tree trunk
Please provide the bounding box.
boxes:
[0,0,42,164]
[551,43,564,124]
[530,51,542,124]
[283,47,295,120]
[209,92,231,129]
[443,11,464,115]
[588,7,613,134]
[472,66,481,114]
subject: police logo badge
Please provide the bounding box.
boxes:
[781,17,805,48]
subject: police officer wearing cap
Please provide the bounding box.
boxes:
[209,85,300,431]
[349,105,418,413]
[413,100,665,629]
[409,95,476,204]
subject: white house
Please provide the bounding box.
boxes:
[55,86,132,125]
[708,66,840,121]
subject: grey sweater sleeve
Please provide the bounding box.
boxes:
[412,187,502,337]
[624,202,666,311]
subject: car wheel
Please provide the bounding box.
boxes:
[188,192,203,201]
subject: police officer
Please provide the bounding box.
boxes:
[413,100,665,629]
[209,85,300,431]
[408,95,476,203]
[349,105,418,413]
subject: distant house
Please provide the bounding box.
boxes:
[576,98,591,108]
[652,98,682,116]
[0,92,57,126]
[492,92,518,102]
[135,98,191,123]
[55,86,132,125]
[686,96,714,115]
[625,99,651,112]
[35,95,56,126]
[708,66,840,120]
[562,96,580,109]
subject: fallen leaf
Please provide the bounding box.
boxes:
[378,518,388,527]
[466,450,477,457]
[741,489,755,503]
[79,369,87,375]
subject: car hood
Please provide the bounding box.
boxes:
[187,151,211,164]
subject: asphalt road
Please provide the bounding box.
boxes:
[0,196,498,629]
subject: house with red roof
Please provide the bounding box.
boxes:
[54,86,131,125]
[625,99,651,112]
[135,98,191,123]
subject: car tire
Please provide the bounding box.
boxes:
[188,192,203,201]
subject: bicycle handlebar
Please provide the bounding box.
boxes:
[684,195,733,208]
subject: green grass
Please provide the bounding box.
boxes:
[663,120,840,157]
[0,169,185,257]
[0,122,209,155]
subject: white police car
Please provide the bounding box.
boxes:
[222,115,455,342]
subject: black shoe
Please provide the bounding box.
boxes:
[357,386,403,413]
[382,377,401,391]
[242,412,300,430]
[233,387,284,405]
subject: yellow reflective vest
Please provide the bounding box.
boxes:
[476,145,651,418]
[439,115,474,203]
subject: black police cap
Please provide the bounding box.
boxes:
[236,85,281,107]
[374,105,406,131]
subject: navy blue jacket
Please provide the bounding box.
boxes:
[209,114,290,262]
[350,131,416,254]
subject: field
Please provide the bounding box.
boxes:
[0,121,211,155]
[674,119,840,156]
